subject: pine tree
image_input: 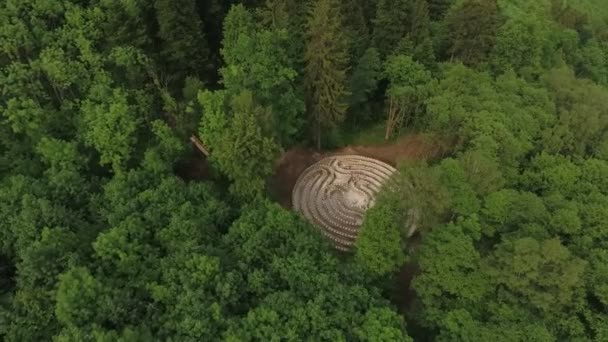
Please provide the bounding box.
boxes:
[304,0,350,149]
[348,47,382,123]
[257,0,307,73]
[410,0,436,67]
[258,0,294,30]
[428,0,454,20]
[341,0,372,59]
[154,0,210,84]
[372,0,413,58]
[445,0,502,66]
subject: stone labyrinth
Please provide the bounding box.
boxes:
[292,155,396,251]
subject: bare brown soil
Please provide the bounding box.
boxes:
[270,133,451,208]
[332,133,448,165]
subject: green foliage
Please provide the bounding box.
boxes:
[542,66,608,157]
[446,0,503,66]
[348,47,383,123]
[427,64,555,179]
[222,4,304,144]
[437,158,480,216]
[428,0,455,20]
[223,202,412,341]
[341,0,374,59]
[372,0,413,58]
[410,0,436,67]
[56,267,105,328]
[304,0,350,148]
[488,237,586,315]
[223,92,281,199]
[356,199,407,277]
[53,163,231,339]
[491,15,553,76]
[355,162,451,278]
[356,308,413,342]
[154,0,210,82]
[458,148,505,196]
[579,38,608,85]
[199,90,281,200]
[3,0,608,340]
[81,86,143,173]
[257,0,307,64]
[408,150,608,340]
[412,223,488,328]
[384,54,434,138]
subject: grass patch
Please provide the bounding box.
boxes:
[339,122,388,146]
[337,122,423,147]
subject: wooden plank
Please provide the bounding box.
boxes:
[190,135,210,157]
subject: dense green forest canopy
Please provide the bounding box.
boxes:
[1,0,608,340]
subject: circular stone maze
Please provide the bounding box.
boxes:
[292,155,396,251]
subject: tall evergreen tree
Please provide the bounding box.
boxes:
[428,0,454,20]
[258,0,303,32]
[347,47,383,123]
[445,0,502,66]
[410,0,436,66]
[304,0,350,149]
[341,0,372,59]
[154,0,210,84]
[372,0,413,58]
[257,0,308,83]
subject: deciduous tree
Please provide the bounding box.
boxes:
[222,4,304,145]
[383,55,433,139]
[199,90,281,200]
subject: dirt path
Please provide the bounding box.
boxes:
[270,133,451,208]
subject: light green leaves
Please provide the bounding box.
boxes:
[81,87,142,172]
[199,89,281,201]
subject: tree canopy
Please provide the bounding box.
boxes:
[2,0,608,340]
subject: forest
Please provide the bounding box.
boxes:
[1,0,608,340]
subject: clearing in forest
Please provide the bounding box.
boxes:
[270,133,449,208]
[292,155,396,251]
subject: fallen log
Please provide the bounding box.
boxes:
[190,135,210,157]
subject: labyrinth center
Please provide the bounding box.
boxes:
[292,155,396,251]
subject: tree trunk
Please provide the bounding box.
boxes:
[316,119,322,150]
[386,97,395,140]
[190,135,210,157]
